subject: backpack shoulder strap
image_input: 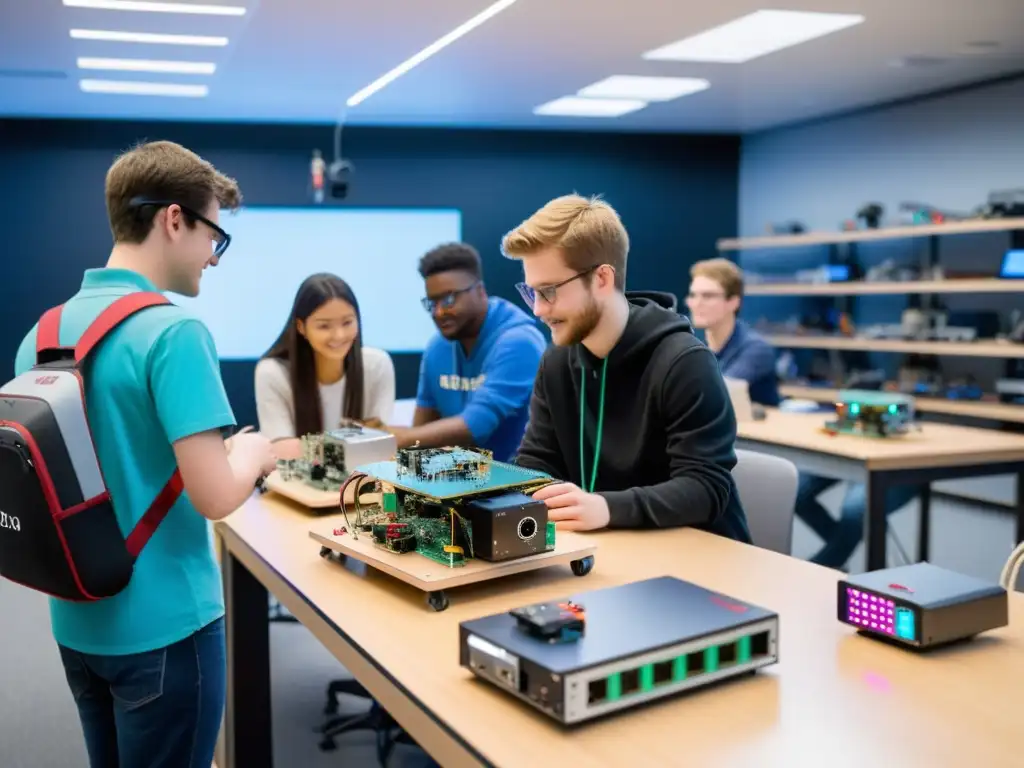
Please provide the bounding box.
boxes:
[75,292,172,363]
[37,304,67,362]
[125,470,185,558]
[73,291,181,558]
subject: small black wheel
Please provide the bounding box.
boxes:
[319,546,331,558]
[427,590,449,612]
[571,556,594,577]
[318,737,337,752]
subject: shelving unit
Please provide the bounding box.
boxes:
[762,335,1024,359]
[746,278,1024,297]
[721,216,1024,432]
[717,217,1024,251]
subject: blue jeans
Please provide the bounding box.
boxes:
[794,475,920,568]
[58,617,226,768]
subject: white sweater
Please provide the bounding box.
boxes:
[254,348,395,439]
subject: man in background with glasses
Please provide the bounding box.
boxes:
[386,242,545,462]
[502,194,751,543]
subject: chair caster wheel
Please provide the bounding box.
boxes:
[571,555,594,576]
[427,590,449,612]
[319,737,337,752]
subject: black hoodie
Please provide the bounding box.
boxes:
[515,292,752,544]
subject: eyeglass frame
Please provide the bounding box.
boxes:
[420,280,481,313]
[128,196,232,258]
[515,264,604,308]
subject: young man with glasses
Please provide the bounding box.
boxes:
[502,194,751,542]
[386,242,546,462]
[12,140,277,768]
[685,258,780,407]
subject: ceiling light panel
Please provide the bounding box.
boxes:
[62,0,246,16]
[578,75,709,101]
[70,29,229,46]
[534,96,647,118]
[79,79,209,97]
[347,0,519,108]
[77,57,216,74]
[643,10,864,63]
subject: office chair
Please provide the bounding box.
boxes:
[732,449,798,555]
[317,678,418,764]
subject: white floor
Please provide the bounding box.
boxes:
[0,490,1017,768]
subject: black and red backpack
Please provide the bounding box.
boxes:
[0,292,184,602]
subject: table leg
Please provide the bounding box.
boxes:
[917,483,932,563]
[865,473,888,571]
[224,549,274,768]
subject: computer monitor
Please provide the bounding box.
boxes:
[999,249,1024,279]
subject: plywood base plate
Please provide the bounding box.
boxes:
[264,470,380,510]
[309,523,598,611]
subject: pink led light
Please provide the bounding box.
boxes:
[845,588,895,634]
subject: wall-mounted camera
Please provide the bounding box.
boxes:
[327,158,354,200]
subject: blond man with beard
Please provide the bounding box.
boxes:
[502,194,751,543]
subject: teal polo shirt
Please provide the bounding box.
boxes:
[14,268,236,656]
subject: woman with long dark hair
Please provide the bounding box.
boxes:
[255,273,395,458]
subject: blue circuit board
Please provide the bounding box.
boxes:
[355,448,552,500]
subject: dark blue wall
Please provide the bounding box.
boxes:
[0,118,739,427]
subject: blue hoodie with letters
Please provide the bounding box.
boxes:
[415,297,546,462]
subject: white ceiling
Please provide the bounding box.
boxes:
[2,0,1024,133]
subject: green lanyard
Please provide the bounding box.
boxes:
[579,358,608,493]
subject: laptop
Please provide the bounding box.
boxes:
[723,376,755,422]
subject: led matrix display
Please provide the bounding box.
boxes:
[845,588,895,635]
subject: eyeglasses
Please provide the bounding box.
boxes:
[516,265,600,308]
[128,197,231,258]
[686,291,727,301]
[421,281,480,313]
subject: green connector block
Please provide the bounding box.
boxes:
[606,673,622,701]
[382,492,397,513]
[704,645,719,673]
[672,656,687,682]
[545,520,556,549]
[639,664,654,692]
[737,635,752,663]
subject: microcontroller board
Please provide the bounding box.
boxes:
[339,447,561,572]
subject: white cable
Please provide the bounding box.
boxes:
[1009,553,1024,594]
[998,541,1024,590]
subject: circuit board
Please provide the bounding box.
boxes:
[276,424,396,492]
[355,447,552,501]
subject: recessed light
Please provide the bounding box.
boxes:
[77,57,216,74]
[346,0,519,108]
[79,79,209,97]
[643,10,864,63]
[577,75,709,102]
[70,29,229,46]
[533,96,647,118]
[62,0,245,16]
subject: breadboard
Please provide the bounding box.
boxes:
[309,522,597,611]
[264,470,380,510]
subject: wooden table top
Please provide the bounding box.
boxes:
[219,493,1024,768]
[737,409,1024,471]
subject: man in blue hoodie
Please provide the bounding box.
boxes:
[387,242,546,462]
